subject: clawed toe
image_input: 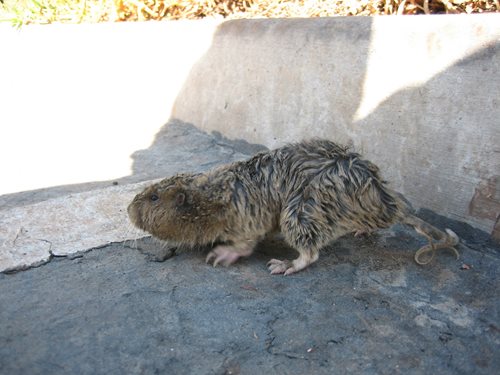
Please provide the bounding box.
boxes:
[267,259,287,274]
[267,259,297,275]
[205,251,218,265]
[206,247,241,267]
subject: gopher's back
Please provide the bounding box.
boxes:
[280,140,405,242]
[209,140,405,245]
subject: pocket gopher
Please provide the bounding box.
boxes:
[128,139,459,275]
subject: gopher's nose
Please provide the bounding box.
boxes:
[127,201,134,217]
[127,200,142,229]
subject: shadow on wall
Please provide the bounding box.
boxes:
[130,17,374,178]
[170,17,373,144]
[128,119,268,177]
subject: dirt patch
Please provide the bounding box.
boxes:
[2,0,498,25]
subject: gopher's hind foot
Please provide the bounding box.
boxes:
[267,259,294,275]
[206,246,242,267]
[267,252,319,275]
[267,258,310,276]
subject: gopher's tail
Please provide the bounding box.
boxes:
[402,214,459,265]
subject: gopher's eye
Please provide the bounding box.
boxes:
[150,193,159,202]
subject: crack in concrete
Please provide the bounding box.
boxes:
[264,315,278,353]
[263,313,310,361]
[2,256,53,274]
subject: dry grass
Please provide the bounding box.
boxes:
[1,0,499,26]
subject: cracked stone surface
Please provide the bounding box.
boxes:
[0,121,499,374]
[0,182,151,272]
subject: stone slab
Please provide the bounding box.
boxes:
[0,182,150,272]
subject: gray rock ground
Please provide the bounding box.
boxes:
[1,122,499,374]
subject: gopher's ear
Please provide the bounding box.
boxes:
[175,192,186,206]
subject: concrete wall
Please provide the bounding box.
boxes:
[1,15,499,238]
